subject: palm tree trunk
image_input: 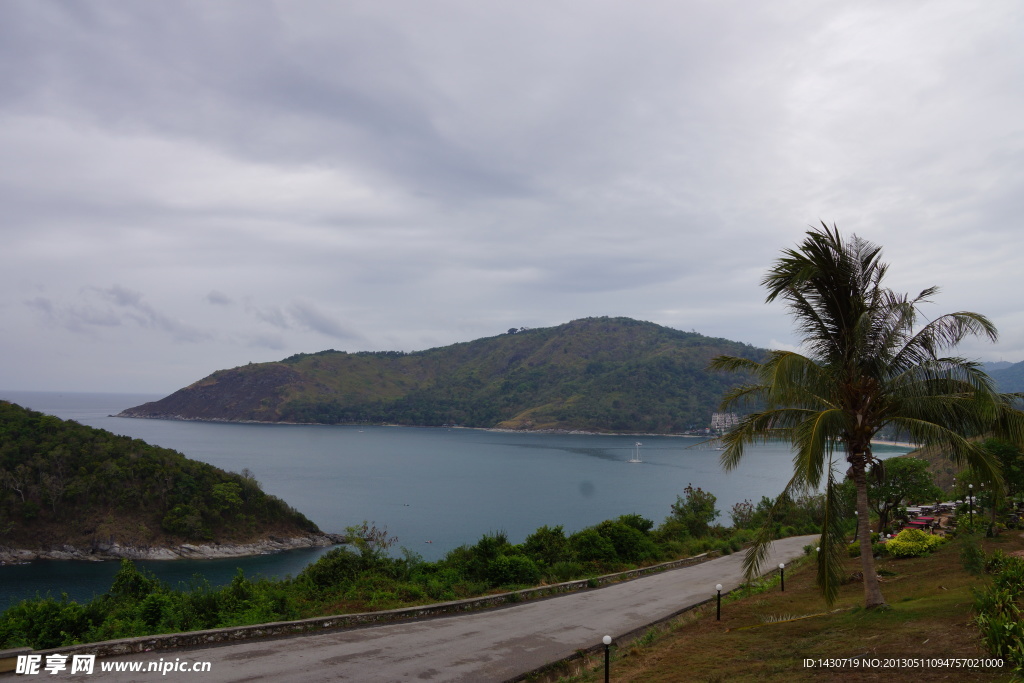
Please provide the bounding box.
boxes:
[852,462,887,609]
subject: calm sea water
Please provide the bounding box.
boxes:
[0,390,910,609]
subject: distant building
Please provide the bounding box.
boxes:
[711,412,740,432]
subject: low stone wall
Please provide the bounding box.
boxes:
[12,552,712,663]
[503,594,718,683]
[0,648,31,673]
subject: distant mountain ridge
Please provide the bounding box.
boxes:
[120,317,767,434]
[987,360,1024,393]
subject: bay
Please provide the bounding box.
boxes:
[0,390,910,610]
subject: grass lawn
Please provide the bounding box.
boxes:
[563,532,1021,682]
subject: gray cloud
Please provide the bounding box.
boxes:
[92,286,209,343]
[26,295,122,333]
[97,285,143,309]
[287,301,362,342]
[206,290,233,306]
[25,286,209,344]
[1,1,1023,392]
[245,333,287,351]
[246,303,290,330]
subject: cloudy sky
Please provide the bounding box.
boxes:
[2,1,1023,394]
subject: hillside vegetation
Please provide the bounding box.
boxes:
[0,401,319,551]
[120,317,766,433]
[568,534,1017,682]
[1,485,825,649]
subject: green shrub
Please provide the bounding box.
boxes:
[730,499,756,528]
[297,547,361,590]
[651,519,689,544]
[885,529,945,558]
[139,593,172,628]
[569,528,617,563]
[522,525,568,567]
[462,532,513,581]
[959,534,986,575]
[546,561,585,583]
[424,579,455,602]
[394,582,427,602]
[668,484,719,538]
[975,554,1024,676]
[0,595,92,649]
[109,559,160,601]
[487,555,541,587]
[596,521,657,563]
[953,516,986,536]
[616,513,655,534]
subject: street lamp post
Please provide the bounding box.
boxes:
[716,583,722,620]
[779,563,785,592]
[969,484,974,523]
[602,635,612,683]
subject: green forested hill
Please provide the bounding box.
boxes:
[0,401,319,550]
[121,317,766,433]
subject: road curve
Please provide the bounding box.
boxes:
[56,535,817,682]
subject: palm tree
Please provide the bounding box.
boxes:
[711,224,1024,609]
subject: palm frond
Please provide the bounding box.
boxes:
[888,416,1003,488]
[792,408,845,486]
[718,407,816,471]
[815,456,848,606]
[709,355,764,374]
[741,473,808,581]
[719,223,1024,609]
[718,383,768,411]
[890,313,998,372]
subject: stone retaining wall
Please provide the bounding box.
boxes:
[505,595,717,683]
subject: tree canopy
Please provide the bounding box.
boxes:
[865,457,942,534]
[712,224,1024,608]
[0,401,318,549]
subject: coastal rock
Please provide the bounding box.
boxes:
[0,533,346,565]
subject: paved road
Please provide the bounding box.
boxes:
[52,535,816,682]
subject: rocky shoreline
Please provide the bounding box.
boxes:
[0,532,346,564]
[114,411,705,437]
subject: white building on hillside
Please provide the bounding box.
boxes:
[711,412,740,432]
